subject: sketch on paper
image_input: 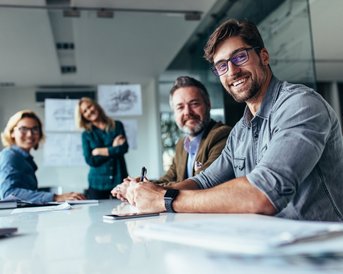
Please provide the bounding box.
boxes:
[45,99,79,131]
[43,132,85,166]
[98,84,142,116]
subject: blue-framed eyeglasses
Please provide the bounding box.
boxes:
[211,47,260,77]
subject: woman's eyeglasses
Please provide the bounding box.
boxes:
[16,126,40,135]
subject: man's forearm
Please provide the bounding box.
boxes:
[172,177,276,214]
[166,179,199,190]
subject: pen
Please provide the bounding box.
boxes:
[140,166,147,182]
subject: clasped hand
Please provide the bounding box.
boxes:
[111,177,165,213]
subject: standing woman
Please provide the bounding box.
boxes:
[0,110,85,203]
[76,97,129,199]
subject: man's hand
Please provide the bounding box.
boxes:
[111,176,137,201]
[126,181,166,213]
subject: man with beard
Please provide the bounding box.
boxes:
[154,76,231,185]
[112,76,231,196]
[113,19,343,222]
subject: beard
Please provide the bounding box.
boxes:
[225,62,267,103]
[178,112,210,137]
[226,72,261,103]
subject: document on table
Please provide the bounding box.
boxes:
[165,249,343,274]
[134,215,343,255]
[49,199,99,205]
[11,201,72,214]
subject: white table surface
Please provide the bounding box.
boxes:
[0,199,231,274]
[1,200,343,274]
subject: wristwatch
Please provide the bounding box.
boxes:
[164,189,179,213]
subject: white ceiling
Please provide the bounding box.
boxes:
[0,0,342,88]
[0,0,217,87]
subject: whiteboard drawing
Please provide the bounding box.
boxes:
[45,99,79,131]
[98,84,142,116]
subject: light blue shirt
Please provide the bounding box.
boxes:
[184,132,203,178]
[0,145,54,204]
[192,76,343,221]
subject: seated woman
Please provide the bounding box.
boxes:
[0,110,85,204]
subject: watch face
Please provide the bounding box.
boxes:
[164,189,179,213]
[164,189,179,199]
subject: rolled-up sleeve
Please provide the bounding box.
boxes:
[247,91,332,211]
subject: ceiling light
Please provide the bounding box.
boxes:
[63,8,80,18]
[185,12,201,21]
[97,9,114,19]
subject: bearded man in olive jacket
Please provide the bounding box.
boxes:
[154,76,231,185]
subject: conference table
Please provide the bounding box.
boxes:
[1,199,343,274]
[0,199,223,274]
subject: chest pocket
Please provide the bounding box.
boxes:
[233,157,246,177]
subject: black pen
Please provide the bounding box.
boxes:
[140,166,147,182]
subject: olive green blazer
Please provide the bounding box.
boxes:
[155,119,231,185]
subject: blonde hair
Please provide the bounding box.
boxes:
[1,110,44,150]
[75,97,114,131]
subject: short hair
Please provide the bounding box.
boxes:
[204,18,265,63]
[169,76,211,109]
[1,110,44,150]
[75,97,114,131]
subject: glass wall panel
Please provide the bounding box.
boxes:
[159,0,315,172]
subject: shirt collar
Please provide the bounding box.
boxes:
[183,131,204,154]
[11,145,31,158]
[242,75,281,126]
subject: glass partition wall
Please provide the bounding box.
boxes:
[159,0,316,172]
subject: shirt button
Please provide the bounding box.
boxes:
[109,176,113,179]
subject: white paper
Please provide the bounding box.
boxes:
[11,202,72,214]
[165,249,343,274]
[45,99,79,131]
[135,215,343,255]
[120,119,138,149]
[50,200,99,205]
[98,84,142,116]
[43,132,85,166]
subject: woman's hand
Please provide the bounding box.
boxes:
[112,135,126,147]
[54,192,86,202]
[91,148,109,156]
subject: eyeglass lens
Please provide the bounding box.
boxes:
[212,48,251,77]
[17,126,40,134]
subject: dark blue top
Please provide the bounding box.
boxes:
[82,120,129,191]
[0,145,54,203]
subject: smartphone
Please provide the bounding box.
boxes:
[103,212,160,220]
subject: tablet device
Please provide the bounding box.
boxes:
[0,227,18,237]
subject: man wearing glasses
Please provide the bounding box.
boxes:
[117,19,343,221]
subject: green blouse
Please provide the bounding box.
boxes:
[81,121,128,191]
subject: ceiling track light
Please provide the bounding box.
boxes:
[97,9,114,19]
[0,4,202,21]
[63,8,80,18]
